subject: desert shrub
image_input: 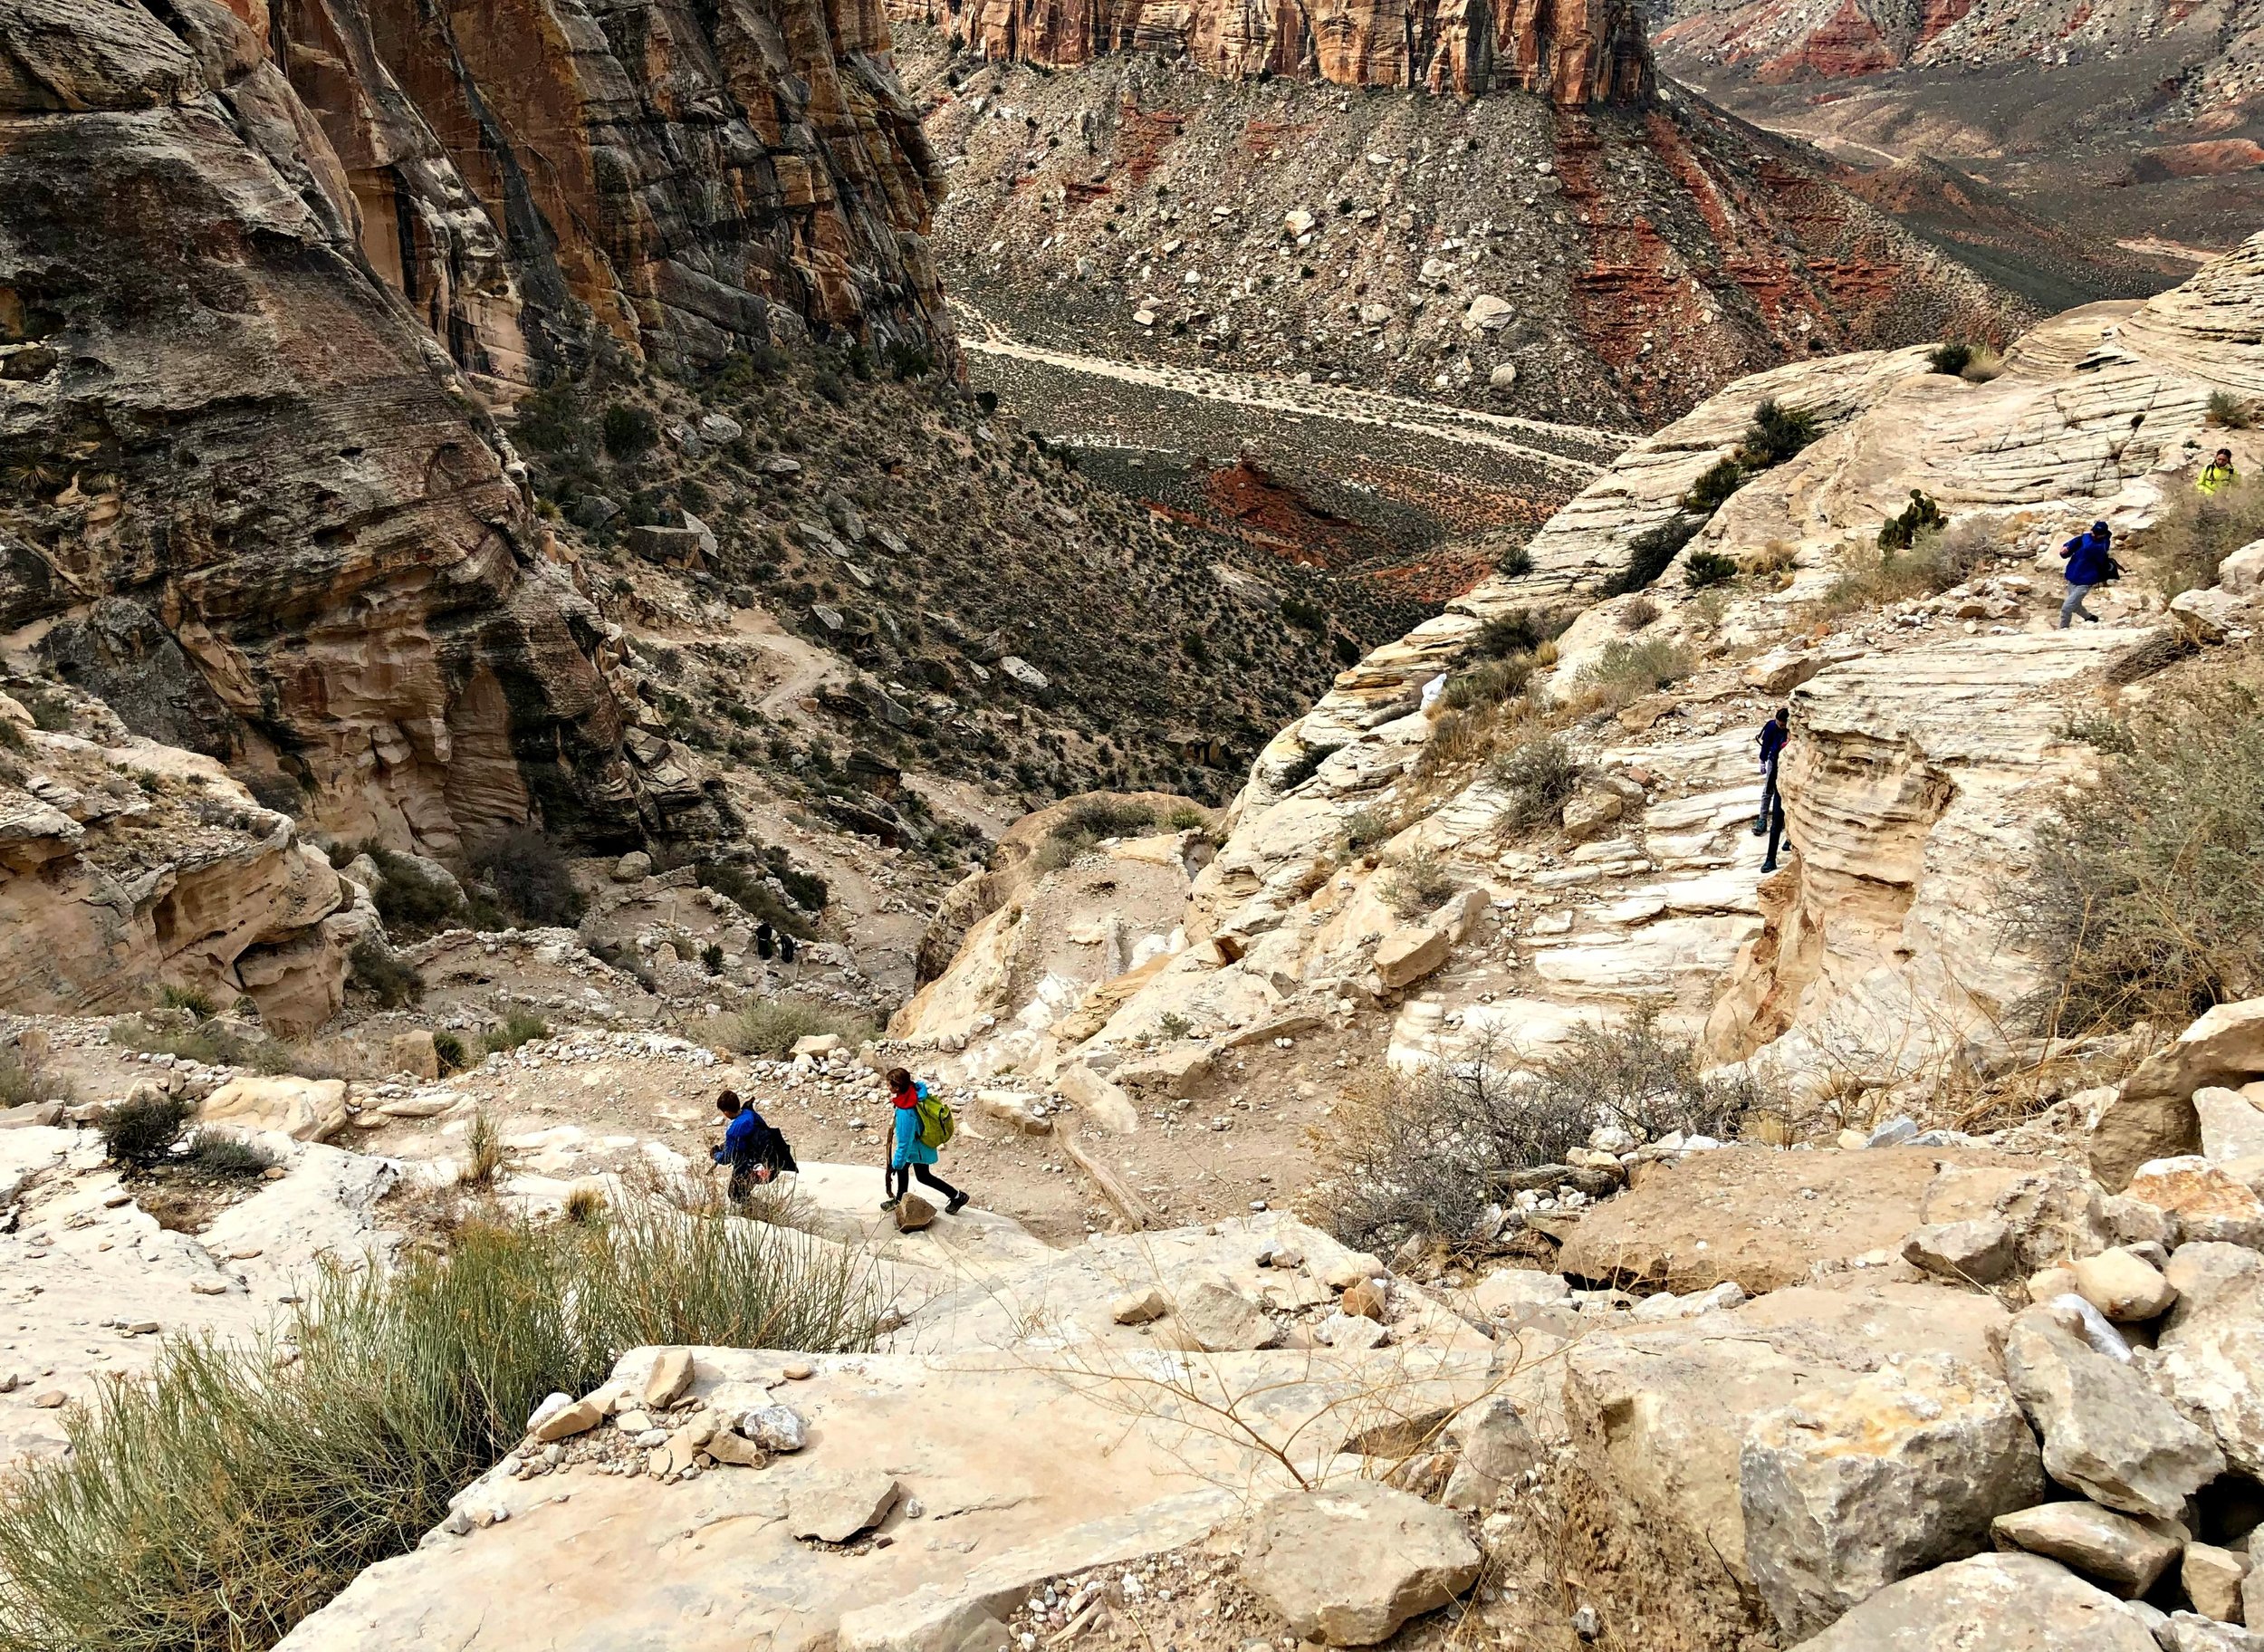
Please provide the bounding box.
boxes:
[1877,489,1947,551]
[1494,542,1535,578]
[2058,710,2137,754]
[693,861,816,939]
[473,829,585,928]
[348,938,423,1009]
[1575,637,1693,710]
[1737,399,1818,467]
[1440,655,1533,712]
[0,1209,879,1652]
[1927,341,1973,376]
[1604,515,1702,596]
[1742,540,1799,577]
[2004,674,2264,1033]
[2207,389,2254,430]
[463,1105,512,1192]
[1339,807,1397,854]
[95,1092,195,1166]
[0,1053,37,1111]
[715,997,877,1059]
[1166,804,1210,831]
[883,341,935,380]
[600,402,658,458]
[360,847,465,935]
[1473,610,1547,659]
[157,984,215,1019]
[1823,518,1992,613]
[1273,744,1329,792]
[1617,595,1661,631]
[1490,735,1578,831]
[1053,798,1157,840]
[187,1132,277,1180]
[1683,549,1739,589]
[484,1011,549,1056]
[1379,845,1455,918]
[1416,709,1493,778]
[1683,457,1745,514]
[701,941,725,975]
[2148,476,2264,596]
[1320,1018,1763,1252]
[1959,346,2005,384]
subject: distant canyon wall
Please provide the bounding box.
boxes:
[888,0,1654,105]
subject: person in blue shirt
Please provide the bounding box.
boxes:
[881,1067,966,1215]
[1753,707,1789,836]
[2058,521,2114,629]
[712,1090,796,1203]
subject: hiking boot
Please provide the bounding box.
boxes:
[1751,819,1767,835]
[1760,860,1777,873]
[879,1197,899,1212]
[945,1191,969,1215]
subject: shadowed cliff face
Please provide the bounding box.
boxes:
[0,0,954,860]
[889,0,1652,105]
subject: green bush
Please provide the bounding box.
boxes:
[0,1211,880,1652]
[1494,542,1535,578]
[431,1032,469,1075]
[2005,674,2264,1033]
[1737,399,1818,468]
[692,861,816,939]
[1339,807,1397,854]
[1683,457,1745,514]
[472,829,585,929]
[2207,389,2254,430]
[716,997,878,1059]
[157,984,215,1019]
[1473,610,1547,659]
[1490,735,1578,831]
[0,1053,38,1111]
[187,1132,277,1180]
[1576,637,1693,710]
[1380,845,1456,918]
[95,1092,194,1166]
[348,939,423,1009]
[1605,515,1703,596]
[1927,341,1973,377]
[600,402,658,459]
[1683,549,1740,590]
[1440,655,1534,712]
[360,847,465,936]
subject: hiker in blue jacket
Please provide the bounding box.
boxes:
[882,1067,967,1215]
[712,1090,796,1203]
[1752,707,1789,835]
[2058,521,2115,628]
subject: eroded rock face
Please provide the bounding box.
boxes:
[891,0,1653,104]
[0,0,951,859]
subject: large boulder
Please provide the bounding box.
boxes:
[2125,1157,2264,1247]
[2195,1086,2264,1161]
[1168,1277,1278,1352]
[199,1076,350,1143]
[1991,1501,2184,1598]
[1053,1063,1139,1134]
[2154,1244,2264,1475]
[2090,999,2264,1191]
[1789,1552,2162,1650]
[2002,1303,2224,1519]
[1741,1354,2046,1641]
[1241,1479,1480,1646]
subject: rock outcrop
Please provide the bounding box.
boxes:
[0,699,369,1029]
[893,0,1653,104]
[1,0,952,860]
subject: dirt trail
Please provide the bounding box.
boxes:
[952,301,1638,475]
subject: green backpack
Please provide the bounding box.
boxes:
[914,1083,955,1151]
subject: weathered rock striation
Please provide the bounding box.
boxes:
[891,0,1653,104]
[1,0,953,860]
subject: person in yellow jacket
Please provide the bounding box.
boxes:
[2200,448,2238,496]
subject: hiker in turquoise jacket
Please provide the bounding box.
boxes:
[882,1067,968,1215]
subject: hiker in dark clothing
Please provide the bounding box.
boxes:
[712,1090,797,1203]
[753,921,776,961]
[1761,783,1789,875]
[880,1066,967,1215]
[778,930,798,966]
[2058,520,2115,628]
[1753,707,1789,835]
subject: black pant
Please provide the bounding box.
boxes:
[888,1162,962,1203]
[1756,757,1780,829]
[1762,791,1789,872]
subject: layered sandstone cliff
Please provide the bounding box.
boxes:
[0,0,953,860]
[891,0,1652,103]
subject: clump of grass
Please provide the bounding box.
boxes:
[1683,549,1739,589]
[1683,457,1744,514]
[1742,540,1798,578]
[1379,845,1456,918]
[187,1132,277,1180]
[358,846,467,936]
[1617,595,1661,632]
[95,1092,195,1166]
[1439,654,1534,712]
[1473,610,1549,658]
[2005,673,2264,1034]
[1166,803,1211,831]
[1339,806,1398,855]
[1032,796,1157,870]
[1490,735,1578,832]
[1818,519,1992,614]
[463,1105,513,1192]
[484,1011,549,1056]
[0,1209,880,1651]
[156,984,216,1019]
[1574,637,1693,712]
[431,1032,469,1075]
[714,997,877,1059]
[2058,711,2137,754]
[1927,341,1972,376]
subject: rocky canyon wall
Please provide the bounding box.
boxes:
[889,0,1653,104]
[0,0,954,860]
